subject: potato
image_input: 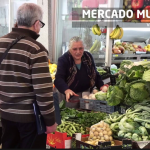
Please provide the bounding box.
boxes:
[91,128,96,132]
[107,130,112,136]
[99,123,103,128]
[93,136,97,140]
[96,128,101,132]
[109,136,113,141]
[111,141,115,144]
[103,131,107,135]
[102,126,106,130]
[91,141,96,145]
[94,131,99,136]
[95,141,99,145]
[100,140,105,142]
[90,133,94,138]
[103,123,107,127]
[101,137,105,140]
[104,135,109,141]
[106,128,111,132]
[99,132,103,137]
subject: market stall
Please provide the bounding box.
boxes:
[46,0,150,149]
[47,58,150,149]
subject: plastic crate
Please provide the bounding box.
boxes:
[119,105,131,114]
[80,98,95,110]
[94,100,118,113]
[79,98,119,113]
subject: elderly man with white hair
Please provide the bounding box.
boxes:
[0,3,57,148]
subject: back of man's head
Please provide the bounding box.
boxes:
[17,3,43,28]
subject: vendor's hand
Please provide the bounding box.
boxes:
[65,89,79,102]
[100,84,109,92]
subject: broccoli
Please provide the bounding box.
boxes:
[118,130,126,138]
[139,126,148,136]
[145,123,150,129]
[132,133,141,141]
[142,136,149,141]
[124,133,132,139]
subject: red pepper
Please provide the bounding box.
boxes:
[131,0,144,11]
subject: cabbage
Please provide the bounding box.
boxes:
[143,70,150,81]
[95,91,107,101]
[106,85,124,106]
[125,80,150,105]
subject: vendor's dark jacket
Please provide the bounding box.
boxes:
[54,51,104,94]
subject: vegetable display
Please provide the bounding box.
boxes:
[106,85,125,106]
[95,91,107,101]
[85,121,115,146]
[60,108,106,128]
[104,99,150,141]
[56,120,87,137]
[96,67,106,75]
[108,60,150,106]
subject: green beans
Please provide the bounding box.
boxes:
[56,121,88,137]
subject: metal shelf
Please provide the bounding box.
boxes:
[92,54,150,65]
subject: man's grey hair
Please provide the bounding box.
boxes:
[17,3,43,27]
[69,36,84,49]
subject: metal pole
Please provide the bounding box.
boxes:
[105,0,114,67]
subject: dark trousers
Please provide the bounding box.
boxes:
[1,118,46,149]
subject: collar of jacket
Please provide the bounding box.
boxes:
[12,28,40,40]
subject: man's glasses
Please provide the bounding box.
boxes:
[33,20,45,28]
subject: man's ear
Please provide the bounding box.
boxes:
[33,20,39,31]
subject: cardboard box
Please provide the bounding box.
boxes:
[46,131,89,149]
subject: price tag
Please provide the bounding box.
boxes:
[113,55,119,57]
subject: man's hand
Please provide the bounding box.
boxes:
[45,122,58,134]
[65,89,79,102]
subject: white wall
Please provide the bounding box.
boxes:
[37,0,49,50]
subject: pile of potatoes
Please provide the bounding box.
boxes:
[85,121,115,146]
